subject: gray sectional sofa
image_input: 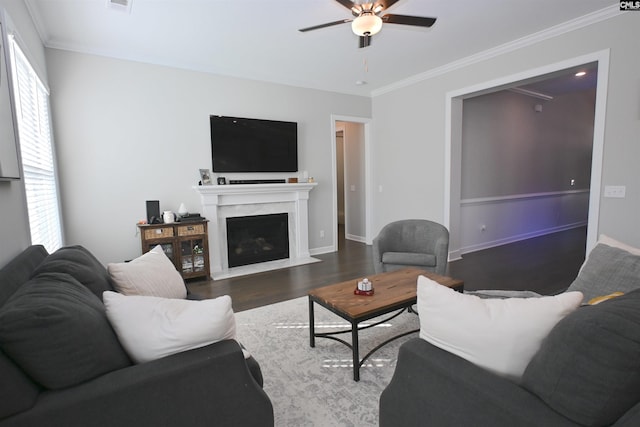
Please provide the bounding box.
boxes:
[0,245,273,427]
[380,237,640,427]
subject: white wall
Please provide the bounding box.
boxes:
[371,12,640,249]
[45,49,371,264]
[0,1,47,265]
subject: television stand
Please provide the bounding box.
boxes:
[228,179,287,185]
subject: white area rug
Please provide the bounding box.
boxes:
[235,296,420,427]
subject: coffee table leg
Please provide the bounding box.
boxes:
[352,321,360,381]
[309,297,315,348]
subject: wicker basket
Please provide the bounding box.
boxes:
[177,224,205,236]
[143,227,174,240]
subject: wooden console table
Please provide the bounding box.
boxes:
[137,220,210,280]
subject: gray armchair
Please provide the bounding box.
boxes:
[372,219,449,275]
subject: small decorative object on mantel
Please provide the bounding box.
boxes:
[217,177,226,185]
[199,169,212,185]
[354,278,374,296]
[288,177,298,183]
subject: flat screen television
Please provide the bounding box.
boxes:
[210,115,298,173]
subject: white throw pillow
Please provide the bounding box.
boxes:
[107,245,187,299]
[103,291,238,364]
[417,275,583,381]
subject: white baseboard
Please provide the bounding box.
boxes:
[310,245,335,256]
[459,222,587,255]
[345,234,366,243]
[448,249,463,262]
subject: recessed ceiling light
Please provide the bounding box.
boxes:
[575,71,587,77]
[355,80,368,86]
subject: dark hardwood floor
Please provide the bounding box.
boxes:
[187,226,587,313]
[448,226,587,296]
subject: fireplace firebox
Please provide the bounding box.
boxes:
[226,213,289,268]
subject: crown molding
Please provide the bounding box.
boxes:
[23,0,50,44]
[371,5,622,97]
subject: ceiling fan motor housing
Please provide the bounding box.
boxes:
[299,0,437,48]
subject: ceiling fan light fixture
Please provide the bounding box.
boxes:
[351,14,383,36]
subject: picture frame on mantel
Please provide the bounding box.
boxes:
[199,169,212,185]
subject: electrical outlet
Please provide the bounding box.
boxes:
[320,230,325,238]
[604,185,626,198]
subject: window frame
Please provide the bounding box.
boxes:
[9,35,63,253]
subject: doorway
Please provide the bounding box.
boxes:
[445,50,610,260]
[331,115,372,252]
[335,129,346,243]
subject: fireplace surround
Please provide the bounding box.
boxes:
[194,182,318,279]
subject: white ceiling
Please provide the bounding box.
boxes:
[25,0,619,96]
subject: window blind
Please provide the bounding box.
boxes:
[10,38,62,253]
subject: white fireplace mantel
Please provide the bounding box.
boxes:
[194,183,319,279]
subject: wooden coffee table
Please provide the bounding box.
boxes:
[308,268,463,381]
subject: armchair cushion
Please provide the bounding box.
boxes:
[381,252,436,267]
[522,289,640,427]
[0,272,131,389]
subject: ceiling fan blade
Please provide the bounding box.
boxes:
[382,14,437,27]
[334,0,356,11]
[298,19,351,32]
[339,0,400,15]
[359,35,372,49]
[376,0,401,10]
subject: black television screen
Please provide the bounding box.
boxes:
[210,115,298,173]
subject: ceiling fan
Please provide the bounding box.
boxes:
[298,0,437,48]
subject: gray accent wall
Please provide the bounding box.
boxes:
[456,88,595,253]
[461,89,595,199]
